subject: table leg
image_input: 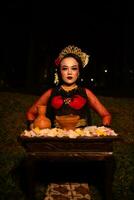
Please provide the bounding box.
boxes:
[23,157,37,200]
[102,156,116,200]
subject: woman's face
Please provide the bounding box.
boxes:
[60,57,79,85]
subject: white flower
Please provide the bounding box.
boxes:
[83,54,90,67]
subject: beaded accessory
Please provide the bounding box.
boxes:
[55,45,90,68]
[61,84,78,92]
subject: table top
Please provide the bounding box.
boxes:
[18,135,120,156]
[19,135,119,142]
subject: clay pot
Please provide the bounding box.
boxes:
[33,105,51,129]
[56,114,80,130]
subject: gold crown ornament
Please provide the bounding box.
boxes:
[55,45,90,68]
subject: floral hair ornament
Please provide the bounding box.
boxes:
[54,68,59,85]
[55,45,90,68]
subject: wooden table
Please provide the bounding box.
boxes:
[18,135,119,200]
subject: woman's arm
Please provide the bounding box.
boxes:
[26,88,52,121]
[85,88,112,126]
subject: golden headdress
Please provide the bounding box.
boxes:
[55,45,90,68]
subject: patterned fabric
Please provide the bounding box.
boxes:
[46,86,92,128]
[44,182,91,200]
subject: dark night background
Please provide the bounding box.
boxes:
[0,2,134,200]
[1,1,134,96]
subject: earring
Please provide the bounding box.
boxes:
[54,69,59,85]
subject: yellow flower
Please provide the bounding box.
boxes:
[33,127,40,134]
[96,129,107,136]
[75,129,83,136]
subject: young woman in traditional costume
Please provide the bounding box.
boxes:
[26,45,111,128]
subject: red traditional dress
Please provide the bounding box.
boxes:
[46,86,92,128]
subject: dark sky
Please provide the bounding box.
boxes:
[1,1,134,95]
[2,1,132,53]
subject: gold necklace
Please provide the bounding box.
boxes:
[61,85,78,92]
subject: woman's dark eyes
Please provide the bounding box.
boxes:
[61,67,67,70]
[72,67,78,70]
[61,67,78,70]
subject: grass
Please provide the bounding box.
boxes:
[0,91,134,200]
